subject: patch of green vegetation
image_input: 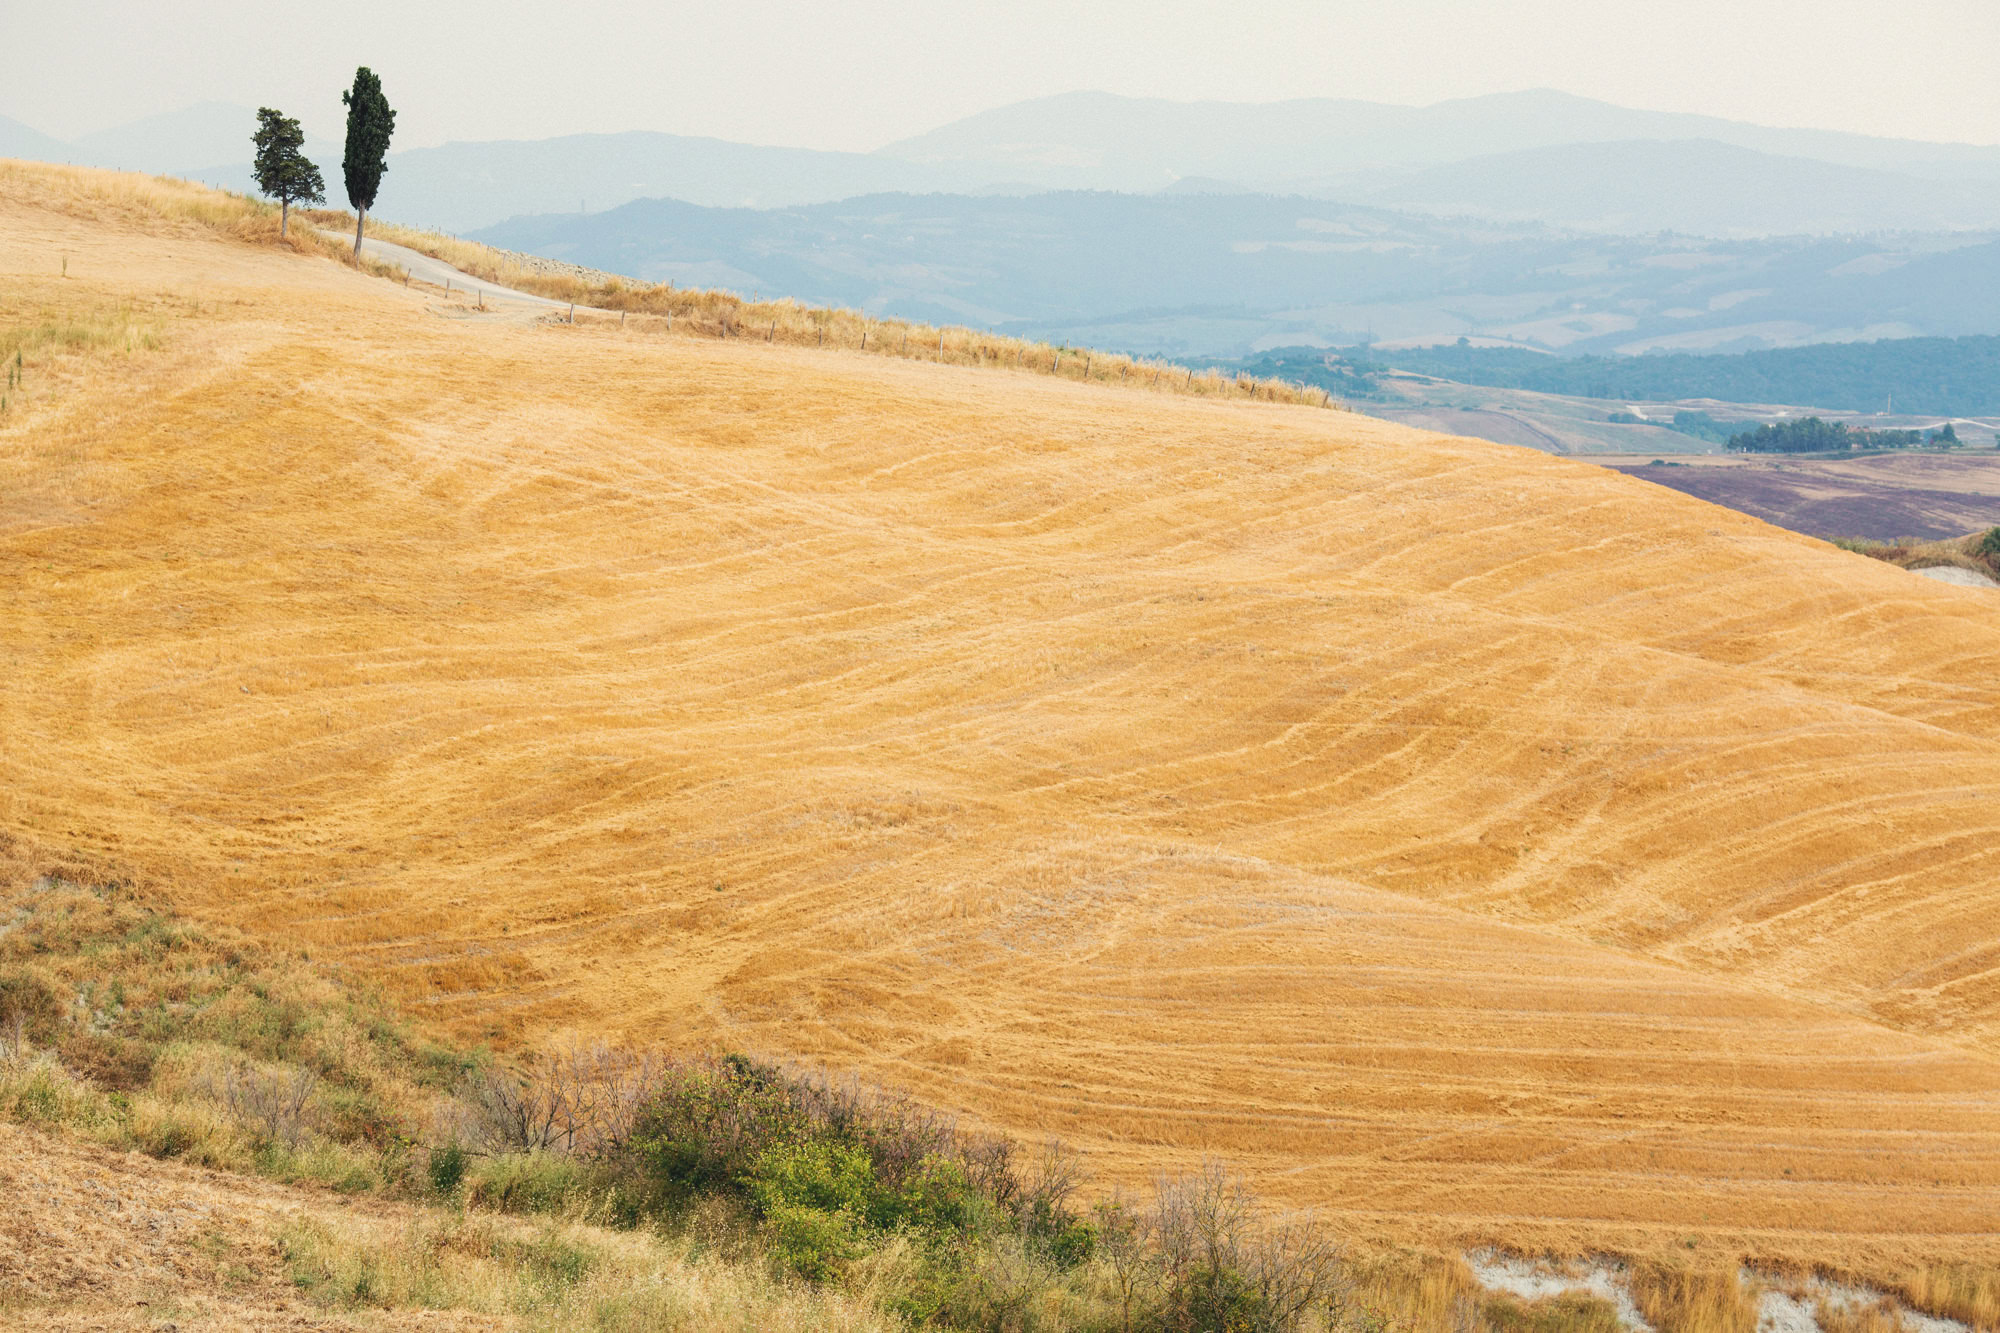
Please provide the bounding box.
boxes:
[0,871,1366,1330]
[0,866,1813,1333]
[1727,416,1926,453]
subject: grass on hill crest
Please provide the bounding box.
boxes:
[1,158,1338,408]
[329,207,1341,406]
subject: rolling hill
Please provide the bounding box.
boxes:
[7,163,2000,1277]
[1367,137,2000,237]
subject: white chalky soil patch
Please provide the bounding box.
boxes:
[1463,1250,1653,1331]
[1463,1254,1976,1333]
[1749,1272,1975,1333]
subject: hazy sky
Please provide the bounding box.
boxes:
[6,0,1999,151]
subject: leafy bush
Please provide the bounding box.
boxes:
[766,1201,865,1281]
[747,1138,878,1222]
[427,1142,468,1197]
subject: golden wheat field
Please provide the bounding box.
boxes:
[6,163,2000,1277]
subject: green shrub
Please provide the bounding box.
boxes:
[891,1154,989,1239]
[747,1137,878,1220]
[766,1202,863,1282]
[427,1142,468,1197]
[630,1054,802,1200]
[1169,1262,1271,1333]
[1977,527,2000,559]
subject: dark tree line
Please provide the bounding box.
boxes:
[1725,417,1932,453]
[250,67,395,261]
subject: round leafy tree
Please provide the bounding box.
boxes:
[251,108,324,239]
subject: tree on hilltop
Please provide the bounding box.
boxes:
[340,67,396,261]
[251,108,324,240]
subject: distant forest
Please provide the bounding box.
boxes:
[1236,336,2000,418]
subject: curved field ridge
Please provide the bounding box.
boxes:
[5,172,2000,1267]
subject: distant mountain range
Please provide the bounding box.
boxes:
[0,112,70,164]
[10,91,2000,359]
[9,90,2000,237]
[474,190,2000,358]
[880,89,2000,188]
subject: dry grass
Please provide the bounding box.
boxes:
[10,158,2000,1287]
[5,858,1996,1331]
[0,159,405,279]
[0,306,158,364]
[275,1209,900,1332]
[1628,1262,1759,1333]
[1830,529,2000,580]
[334,209,1342,406]
[1883,1266,2000,1332]
[0,860,455,1193]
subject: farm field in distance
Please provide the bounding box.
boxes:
[8,163,2000,1282]
[1346,373,2000,540]
[1600,452,2000,542]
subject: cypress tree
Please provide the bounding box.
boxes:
[339,67,396,261]
[250,108,324,240]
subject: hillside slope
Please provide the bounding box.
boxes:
[6,165,2000,1268]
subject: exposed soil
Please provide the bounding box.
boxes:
[0,1122,494,1331]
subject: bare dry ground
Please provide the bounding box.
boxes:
[0,1121,492,1330]
[1607,453,2000,541]
[7,165,2000,1277]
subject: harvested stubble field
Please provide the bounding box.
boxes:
[6,163,2000,1286]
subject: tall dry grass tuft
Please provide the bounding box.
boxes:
[0,307,159,364]
[1348,1251,1487,1333]
[1892,1265,2000,1331]
[1627,1261,1759,1333]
